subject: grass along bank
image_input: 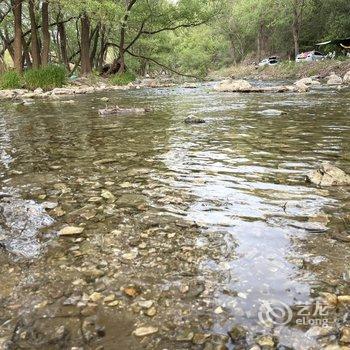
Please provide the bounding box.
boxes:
[211,60,350,81]
[0,65,67,91]
[0,67,137,91]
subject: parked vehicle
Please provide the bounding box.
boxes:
[295,51,325,62]
[258,56,279,67]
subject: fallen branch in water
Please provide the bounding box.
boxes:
[99,105,152,116]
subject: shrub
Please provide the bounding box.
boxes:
[24,65,67,90]
[0,71,22,89]
[109,71,136,86]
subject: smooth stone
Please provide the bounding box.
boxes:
[258,109,286,116]
[101,189,116,202]
[138,300,154,309]
[306,326,336,338]
[133,326,158,337]
[103,294,116,303]
[295,77,320,86]
[192,333,211,345]
[319,292,338,307]
[89,292,103,302]
[327,74,343,85]
[343,71,350,84]
[177,331,194,342]
[58,226,84,236]
[145,307,157,317]
[307,163,350,186]
[340,327,350,343]
[256,335,275,347]
[338,295,350,304]
[214,79,252,92]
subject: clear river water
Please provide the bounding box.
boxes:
[0,82,349,350]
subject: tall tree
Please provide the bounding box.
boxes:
[12,0,23,73]
[80,12,92,75]
[291,0,306,56]
[28,0,41,68]
[41,0,50,65]
[57,19,69,70]
[118,0,137,73]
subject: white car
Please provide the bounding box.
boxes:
[258,56,279,67]
[296,51,325,62]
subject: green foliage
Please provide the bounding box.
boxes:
[24,65,67,90]
[1,0,349,79]
[0,71,22,90]
[169,27,230,77]
[221,0,350,63]
[109,72,136,86]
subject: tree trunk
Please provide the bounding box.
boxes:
[90,23,100,68]
[57,21,69,70]
[12,0,23,73]
[97,25,106,69]
[117,0,138,74]
[292,24,299,57]
[0,27,15,62]
[41,0,50,65]
[118,24,126,73]
[291,0,305,58]
[29,0,41,68]
[80,13,92,75]
[23,37,32,68]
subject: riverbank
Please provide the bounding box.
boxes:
[0,76,188,102]
[1,60,350,103]
[210,59,350,81]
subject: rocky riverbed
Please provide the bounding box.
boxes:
[0,82,350,350]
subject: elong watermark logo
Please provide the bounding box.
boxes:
[258,300,343,327]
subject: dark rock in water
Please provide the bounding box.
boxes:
[307,163,350,186]
[228,325,247,342]
[98,105,151,116]
[184,115,206,124]
[116,194,148,208]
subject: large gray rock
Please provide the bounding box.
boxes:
[75,86,95,94]
[293,80,309,92]
[343,71,350,84]
[295,77,320,86]
[215,79,306,93]
[52,87,75,95]
[0,90,15,99]
[0,89,29,100]
[307,163,350,186]
[214,79,252,92]
[326,74,343,85]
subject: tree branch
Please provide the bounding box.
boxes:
[125,19,148,51]
[106,42,200,79]
[141,19,209,35]
[128,50,199,79]
[7,16,77,46]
